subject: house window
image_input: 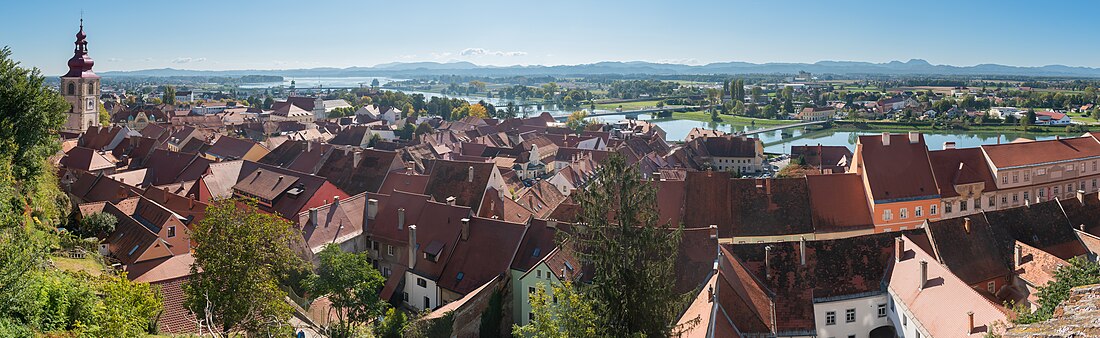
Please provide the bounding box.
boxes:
[845,308,856,323]
[1067,164,1075,171]
[1012,193,1019,203]
[945,202,953,213]
[1024,171,1030,181]
[903,314,907,326]
[1093,179,1097,189]
[989,197,995,207]
[883,209,892,221]
[529,287,536,294]
[403,292,409,301]
[1023,191,1030,202]
[1093,161,1097,171]
[900,208,908,219]
[383,267,391,277]
[167,226,176,238]
[1012,173,1018,183]
[388,245,394,256]
[878,304,887,317]
[1055,186,1061,195]
[371,241,379,250]
[1068,184,1074,195]
[890,298,895,311]
[987,281,996,293]
[930,204,938,215]
[849,336,856,338]
[825,311,836,325]
[1001,195,1008,204]
[1040,188,1046,198]
[417,278,427,288]
[960,200,968,211]
[537,270,542,278]
[915,206,923,217]
[1002,176,1008,184]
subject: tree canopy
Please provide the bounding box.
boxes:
[185,198,307,336]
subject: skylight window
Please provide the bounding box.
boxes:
[128,244,140,256]
[456,272,464,281]
[532,247,541,257]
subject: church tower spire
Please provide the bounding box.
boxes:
[61,18,102,133]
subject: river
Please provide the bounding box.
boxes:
[587,113,1075,153]
[239,77,1074,155]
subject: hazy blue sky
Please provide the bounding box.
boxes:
[3,0,1097,75]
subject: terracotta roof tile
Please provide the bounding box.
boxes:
[928,147,999,198]
[982,135,1100,169]
[857,133,939,202]
[982,200,1087,260]
[806,173,874,232]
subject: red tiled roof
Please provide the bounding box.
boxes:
[314,148,401,195]
[437,217,525,295]
[928,147,998,198]
[982,200,1087,260]
[378,171,429,195]
[683,171,733,234]
[806,173,874,232]
[982,136,1100,169]
[924,215,1013,286]
[61,146,117,172]
[857,133,939,202]
[204,136,261,160]
[423,159,497,210]
[729,178,814,237]
[887,235,1010,337]
[297,193,367,253]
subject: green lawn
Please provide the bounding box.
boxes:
[593,100,666,111]
[670,110,799,126]
[51,255,106,276]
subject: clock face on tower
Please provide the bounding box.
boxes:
[87,98,95,111]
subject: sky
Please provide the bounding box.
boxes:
[3,0,1099,75]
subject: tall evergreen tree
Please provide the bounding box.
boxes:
[571,154,685,337]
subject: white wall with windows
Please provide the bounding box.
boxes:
[886,290,930,338]
[813,292,891,338]
[404,271,439,312]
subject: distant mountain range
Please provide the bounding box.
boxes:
[98,59,1100,78]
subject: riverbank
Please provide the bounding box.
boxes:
[831,120,1091,134]
[669,111,799,126]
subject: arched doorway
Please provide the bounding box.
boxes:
[870,325,897,338]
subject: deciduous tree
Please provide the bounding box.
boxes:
[305,244,386,338]
[185,199,307,336]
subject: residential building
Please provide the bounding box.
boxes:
[790,144,852,174]
[980,135,1100,210]
[851,132,941,231]
[886,235,1010,337]
[1035,111,1072,125]
[798,107,835,121]
[677,135,765,173]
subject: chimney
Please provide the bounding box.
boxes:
[397,208,405,230]
[908,131,919,144]
[963,217,971,234]
[367,198,378,220]
[943,141,956,150]
[881,132,890,146]
[1077,190,1086,204]
[895,237,905,262]
[408,224,417,269]
[919,260,928,290]
[467,166,475,183]
[764,246,773,278]
[187,194,196,210]
[967,311,975,335]
[309,208,319,226]
[764,179,772,196]
[1015,244,1022,267]
[353,151,362,168]
[405,161,415,174]
[306,140,312,152]
[799,236,806,266]
[547,219,557,230]
[460,218,470,241]
[446,196,457,206]
[708,224,718,240]
[653,171,661,182]
[333,195,340,206]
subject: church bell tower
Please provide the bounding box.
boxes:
[61,18,101,133]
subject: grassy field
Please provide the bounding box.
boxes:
[670,110,799,126]
[593,100,666,111]
[52,255,106,276]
